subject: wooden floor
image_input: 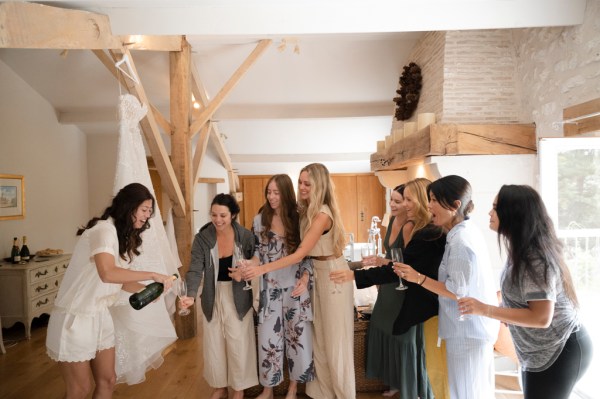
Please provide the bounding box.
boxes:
[0,312,522,399]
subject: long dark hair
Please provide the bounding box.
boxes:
[77,183,155,262]
[427,175,474,220]
[260,174,301,253]
[496,185,578,307]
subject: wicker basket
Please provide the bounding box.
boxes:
[245,320,385,397]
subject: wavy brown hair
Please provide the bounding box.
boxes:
[77,183,155,262]
[259,174,301,253]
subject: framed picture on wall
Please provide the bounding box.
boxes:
[0,174,25,221]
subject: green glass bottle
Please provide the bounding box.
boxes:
[20,236,30,261]
[129,274,178,310]
[11,237,21,264]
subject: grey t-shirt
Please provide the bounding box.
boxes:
[501,258,579,372]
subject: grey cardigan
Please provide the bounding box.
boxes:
[186,221,255,322]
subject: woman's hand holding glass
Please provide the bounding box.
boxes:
[391,248,408,290]
[451,271,470,321]
[457,297,486,318]
[179,295,195,314]
[234,243,252,291]
[174,279,191,316]
[360,243,377,267]
[329,269,354,285]
[241,258,263,281]
[395,263,420,284]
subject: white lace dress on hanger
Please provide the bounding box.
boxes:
[110,93,179,385]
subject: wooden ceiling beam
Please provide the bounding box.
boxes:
[189,39,271,136]
[192,122,212,185]
[190,60,239,192]
[0,2,182,50]
[150,104,172,135]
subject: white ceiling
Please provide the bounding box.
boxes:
[0,0,587,175]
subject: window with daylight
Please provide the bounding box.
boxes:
[539,137,600,399]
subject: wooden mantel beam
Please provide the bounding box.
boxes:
[0,2,182,50]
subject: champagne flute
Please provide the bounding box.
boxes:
[175,279,190,316]
[234,242,252,291]
[391,248,408,291]
[329,262,342,294]
[452,271,470,321]
[361,242,376,267]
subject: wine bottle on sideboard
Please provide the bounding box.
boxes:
[11,237,21,264]
[20,235,30,261]
[129,274,178,310]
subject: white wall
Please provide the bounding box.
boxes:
[430,154,537,278]
[0,59,89,258]
[87,134,118,217]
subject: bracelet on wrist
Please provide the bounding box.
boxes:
[419,275,427,286]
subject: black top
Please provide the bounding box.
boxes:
[217,255,233,281]
[355,223,446,334]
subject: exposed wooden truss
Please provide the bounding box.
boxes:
[0,2,182,50]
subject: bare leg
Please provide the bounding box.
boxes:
[58,360,94,399]
[89,347,117,399]
[231,388,244,399]
[256,387,274,399]
[285,381,298,399]
[209,387,228,399]
[382,388,399,397]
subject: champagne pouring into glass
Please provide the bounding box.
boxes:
[175,279,190,316]
[391,248,408,291]
[234,242,252,291]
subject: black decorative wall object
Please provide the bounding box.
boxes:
[393,62,422,121]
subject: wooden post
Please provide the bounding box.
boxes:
[170,41,196,338]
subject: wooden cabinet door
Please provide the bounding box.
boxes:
[240,176,270,229]
[331,175,358,241]
[241,174,386,242]
[357,175,386,242]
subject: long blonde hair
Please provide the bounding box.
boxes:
[404,178,433,240]
[298,163,346,255]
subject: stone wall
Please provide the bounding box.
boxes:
[442,29,521,124]
[513,0,600,137]
[390,0,600,139]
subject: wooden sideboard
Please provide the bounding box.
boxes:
[0,254,71,339]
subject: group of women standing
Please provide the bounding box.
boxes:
[331,175,592,399]
[181,163,356,399]
[46,165,592,399]
[181,167,592,399]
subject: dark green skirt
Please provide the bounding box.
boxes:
[366,283,434,398]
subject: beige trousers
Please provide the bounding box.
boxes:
[306,257,356,399]
[202,281,258,391]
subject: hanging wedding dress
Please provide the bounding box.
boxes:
[109,93,180,384]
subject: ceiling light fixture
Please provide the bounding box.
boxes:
[192,94,200,109]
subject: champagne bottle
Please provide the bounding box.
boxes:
[20,236,30,261]
[129,274,178,310]
[11,237,21,264]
